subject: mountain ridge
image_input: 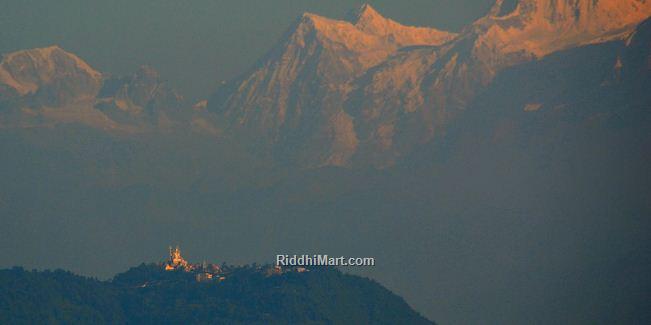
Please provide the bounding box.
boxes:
[0,46,211,133]
[344,0,651,166]
[346,4,457,47]
[206,0,651,167]
[1,1,650,168]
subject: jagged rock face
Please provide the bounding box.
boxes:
[0,46,102,106]
[347,0,651,167]
[208,4,456,166]
[96,66,185,127]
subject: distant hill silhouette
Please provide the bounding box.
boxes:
[0,265,433,324]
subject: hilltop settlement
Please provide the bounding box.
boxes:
[161,246,301,283]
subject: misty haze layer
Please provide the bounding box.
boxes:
[1,1,651,324]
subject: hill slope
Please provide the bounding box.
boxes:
[0,265,433,324]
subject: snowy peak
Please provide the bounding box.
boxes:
[0,45,103,105]
[347,4,457,47]
[0,46,189,131]
[346,3,385,25]
[295,5,455,50]
[471,0,651,57]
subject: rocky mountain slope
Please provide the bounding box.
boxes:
[95,66,186,128]
[207,4,457,166]
[210,0,651,167]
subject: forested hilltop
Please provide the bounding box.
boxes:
[0,264,433,324]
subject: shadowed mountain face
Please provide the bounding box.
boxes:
[348,0,651,166]
[0,1,651,324]
[95,66,186,128]
[207,4,457,166]
[208,0,651,168]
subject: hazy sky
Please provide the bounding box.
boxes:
[0,0,495,101]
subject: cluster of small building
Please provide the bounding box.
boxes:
[265,265,309,276]
[162,246,309,283]
[162,246,226,282]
